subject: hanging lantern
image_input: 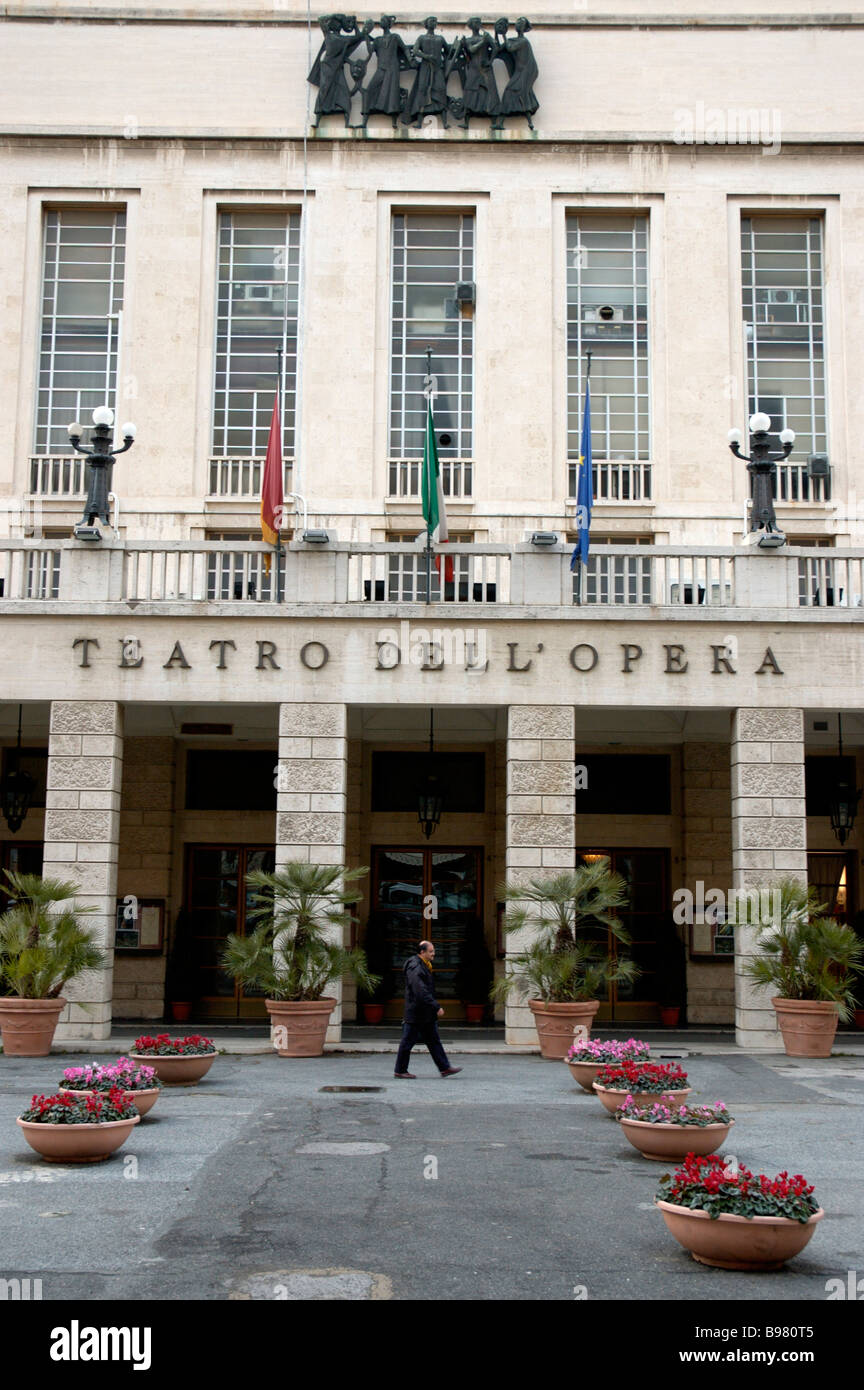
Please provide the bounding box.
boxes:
[0,707,35,835]
[829,713,860,846]
[417,710,444,840]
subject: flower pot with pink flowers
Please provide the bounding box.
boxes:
[564,1037,650,1093]
[128,1034,217,1086]
[616,1097,734,1161]
[655,1154,824,1271]
[17,1086,140,1163]
[593,1060,691,1114]
[58,1057,164,1117]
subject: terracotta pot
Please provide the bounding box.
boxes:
[17,1113,140,1164]
[566,1059,609,1092]
[659,1006,680,1027]
[465,1004,484,1024]
[127,1051,216,1086]
[772,998,839,1058]
[170,1002,192,1023]
[656,1199,824,1271]
[362,1004,384,1025]
[855,1009,864,1031]
[58,1086,161,1118]
[593,1081,692,1115]
[619,1116,734,1161]
[0,997,66,1057]
[528,1000,599,1060]
[266,998,337,1057]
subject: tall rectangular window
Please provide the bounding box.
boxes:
[213,212,300,459]
[35,208,126,453]
[390,213,474,468]
[567,214,649,470]
[741,216,826,456]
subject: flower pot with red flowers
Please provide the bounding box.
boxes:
[616,1097,733,1161]
[58,1058,164,1117]
[738,878,864,1057]
[221,862,379,1058]
[0,871,104,1057]
[565,1037,650,1093]
[492,860,637,1060]
[128,1034,217,1085]
[592,1060,691,1114]
[655,1155,824,1270]
[17,1087,140,1163]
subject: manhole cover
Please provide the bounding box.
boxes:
[319,1085,384,1093]
[295,1142,390,1155]
[229,1269,393,1301]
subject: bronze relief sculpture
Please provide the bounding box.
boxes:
[306,15,541,133]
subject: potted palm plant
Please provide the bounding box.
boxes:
[492,858,638,1058]
[738,878,864,1057]
[221,862,380,1056]
[0,871,103,1056]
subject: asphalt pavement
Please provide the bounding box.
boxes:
[0,1049,862,1304]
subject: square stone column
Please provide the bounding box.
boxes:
[276,703,348,1040]
[42,701,124,1041]
[731,708,807,1052]
[505,705,575,1047]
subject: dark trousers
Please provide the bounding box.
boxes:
[395,1018,451,1074]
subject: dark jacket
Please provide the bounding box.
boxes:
[403,955,440,1024]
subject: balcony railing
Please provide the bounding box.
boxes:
[752,462,831,504]
[388,458,473,499]
[29,456,88,498]
[2,539,864,610]
[207,457,293,500]
[568,460,652,502]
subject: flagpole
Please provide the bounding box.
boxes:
[575,351,592,607]
[275,346,283,604]
[425,346,433,606]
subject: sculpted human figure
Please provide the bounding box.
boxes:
[307,14,369,128]
[448,16,498,129]
[402,16,450,129]
[360,15,411,129]
[493,16,539,130]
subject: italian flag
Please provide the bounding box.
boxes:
[421,397,453,582]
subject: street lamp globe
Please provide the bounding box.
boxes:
[92,405,114,427]
[749,412,772,434]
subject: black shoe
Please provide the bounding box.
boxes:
[440,1067,462,1078]
[394,1071,416,1079]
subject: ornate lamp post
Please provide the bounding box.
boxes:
[67,406,136,540]
[727,412,795,549]
[417,711,444,840]
[829,713,861,846]
[0,706,35,835]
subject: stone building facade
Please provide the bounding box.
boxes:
[0,0,862,1050]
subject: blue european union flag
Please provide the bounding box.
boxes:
[570,381,592,571]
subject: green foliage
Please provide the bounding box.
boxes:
[738,878,864,1021]
[0,871,103,999]
[491,858,638,1005]
[220,862,381,1003]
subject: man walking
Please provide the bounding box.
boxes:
[394,940,462,1078]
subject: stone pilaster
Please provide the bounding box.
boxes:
[505,705,575,1047]
[731,708,807,1051]
[43,701,124,1040]
[276,703,348,1039]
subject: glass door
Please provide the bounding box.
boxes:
[577,849,671,1021]
[370,847,483,1021]
[184,845,275,1018]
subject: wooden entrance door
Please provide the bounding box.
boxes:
[369,847,483,1020]
[184,844,275,1018]
[576,849,672,1021]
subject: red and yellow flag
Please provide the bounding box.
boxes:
[261,394,283,572]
